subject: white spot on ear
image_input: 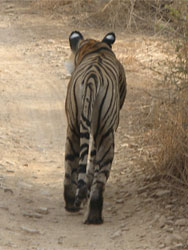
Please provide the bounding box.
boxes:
[106,34,114,41]
[70,32,80,39]
[64,60,75,75]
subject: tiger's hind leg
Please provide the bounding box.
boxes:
[84,130,114,224]
[64,128,80,212]
[75,138,96,210]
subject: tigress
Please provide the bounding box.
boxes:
[64,31,127,224]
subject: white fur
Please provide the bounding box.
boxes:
[106,34,114,41]
[70,32,80,39]
[64,60,75,74]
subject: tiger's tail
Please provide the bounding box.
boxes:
[74,74,99,208]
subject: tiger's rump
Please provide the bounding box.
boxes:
[66,53,121,134]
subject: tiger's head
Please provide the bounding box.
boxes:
[64,31,116,74]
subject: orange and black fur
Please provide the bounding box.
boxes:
[64,31,127,224]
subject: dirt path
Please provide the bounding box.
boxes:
[0,1,187,250]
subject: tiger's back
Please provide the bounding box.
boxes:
[66,40,121,135]
[64,31,127,224]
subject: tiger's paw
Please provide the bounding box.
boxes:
[65,205,80,213]
[84,214,103,224]
[64,185,80,212]
[84,187,103,224]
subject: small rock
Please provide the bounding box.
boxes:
[165,233,184,245]
[32,175,38,179]
[111,230,122,239]
[172,233,184,242]
[135,206,141,212]
[124,192,131,198]
[139,233,145,238]
[4,188,14,194]
[18,181,33,189]
[159,215,166,228]
[171,198,177,204]
[6,169,15,173]
[35,42,40,47]
[35,207,49,215]
[152,214,160,224]
[129,143,138,148]
[65,75,71,79]
[154,190,171,197]
[119,223,129,231]
[174,243,184,248]
[165,227,174,233]
[0,164,4,170]
[116,199,124,204]
[165,235,173,245]
[6,5,14,9]
[40,190,50,196]
[137,186,148,194]
[23,211,42,219]
[0,204,9,211]
[144,198,153,203]
[159,243,166,249]
[5,241,17,248]
[166,219,174,226]
[5,160,15,166]
[175,218,188,226]
[165,204,173,209]
[21,226,40,234]
[58,236,65,245]
[120,143,129,148]
[47,39,55,44]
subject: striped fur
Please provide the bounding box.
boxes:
[64,31,127,224]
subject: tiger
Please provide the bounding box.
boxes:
[64,31,127,224]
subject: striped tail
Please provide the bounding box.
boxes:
[74,74,99,208]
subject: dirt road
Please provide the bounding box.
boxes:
[0,1,187,250]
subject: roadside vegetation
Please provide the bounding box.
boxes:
[144,0,188,191]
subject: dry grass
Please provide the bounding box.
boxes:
[33,0,187,35]
[127,0,188,191]
[152,100,188,187]
[141,36,188,191]
[33,0,65,10]
[32,0,175,33]
[33,0,96,14]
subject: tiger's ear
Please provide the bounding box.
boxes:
[69,31,84,53]
[102,32,116,48]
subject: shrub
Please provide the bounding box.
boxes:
[147,1,188,189]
